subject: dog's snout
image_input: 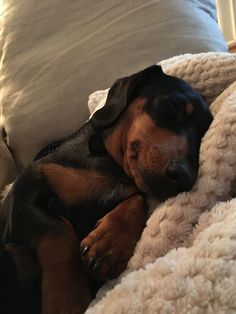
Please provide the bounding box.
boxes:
[167,160,188,181]
[166,159,194,190]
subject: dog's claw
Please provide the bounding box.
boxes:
[92,221,100,230]
[92,258,102,272]
[87,257,97,271]
[80,246,89,257]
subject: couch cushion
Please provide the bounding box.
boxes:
[0,0,227,168]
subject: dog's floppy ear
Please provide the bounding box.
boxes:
[90,65,164,130]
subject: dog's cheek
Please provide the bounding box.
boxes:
[129,165,151,195]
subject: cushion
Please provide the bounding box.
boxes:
[0,0,227,168]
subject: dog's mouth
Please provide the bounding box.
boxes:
[123,152,197,200]
[123,154,156,196]
[140,168,196,201]
[123,159,149,194]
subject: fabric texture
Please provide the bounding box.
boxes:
[0,128,18,194]
[0,0,227,169]
[85,52,236,313]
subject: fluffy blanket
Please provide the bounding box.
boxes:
[86,52,236,313]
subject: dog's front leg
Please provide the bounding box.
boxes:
[80,194,147,280]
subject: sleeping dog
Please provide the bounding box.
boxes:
[0,65,212,313]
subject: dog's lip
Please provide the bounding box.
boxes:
[123,155,133,178]
[123,156,177,198]
[123,151,140,184]
[122,139,157,195]
[121,137,132,178]
[123,155,154,195]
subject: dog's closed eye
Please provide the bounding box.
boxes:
[145,95,192,129]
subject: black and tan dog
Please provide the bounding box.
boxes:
[0,65,212,314]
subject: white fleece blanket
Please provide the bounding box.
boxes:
[86,52,236,314]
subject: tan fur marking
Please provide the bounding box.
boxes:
[104,99,189,195]
[41,164,108,205]
[186,103,194,115]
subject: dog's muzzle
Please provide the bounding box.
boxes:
[141,158,196,200]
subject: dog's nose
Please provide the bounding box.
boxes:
[166,159,194,191]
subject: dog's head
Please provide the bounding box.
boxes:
[91,65,212,200]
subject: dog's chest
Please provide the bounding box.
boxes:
[45,167,135,239]
[44,124,136,237]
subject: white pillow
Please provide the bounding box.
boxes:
[0,0,227,168]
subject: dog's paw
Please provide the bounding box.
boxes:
[80,217,130,280]
[80,195,147,280]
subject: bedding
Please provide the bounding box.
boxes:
[0,0,227,171]
[85,52,236,313]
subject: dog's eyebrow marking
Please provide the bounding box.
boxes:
[132,98,147,111]
[185,103,194,115]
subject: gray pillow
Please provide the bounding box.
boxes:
[1,0,227,169]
